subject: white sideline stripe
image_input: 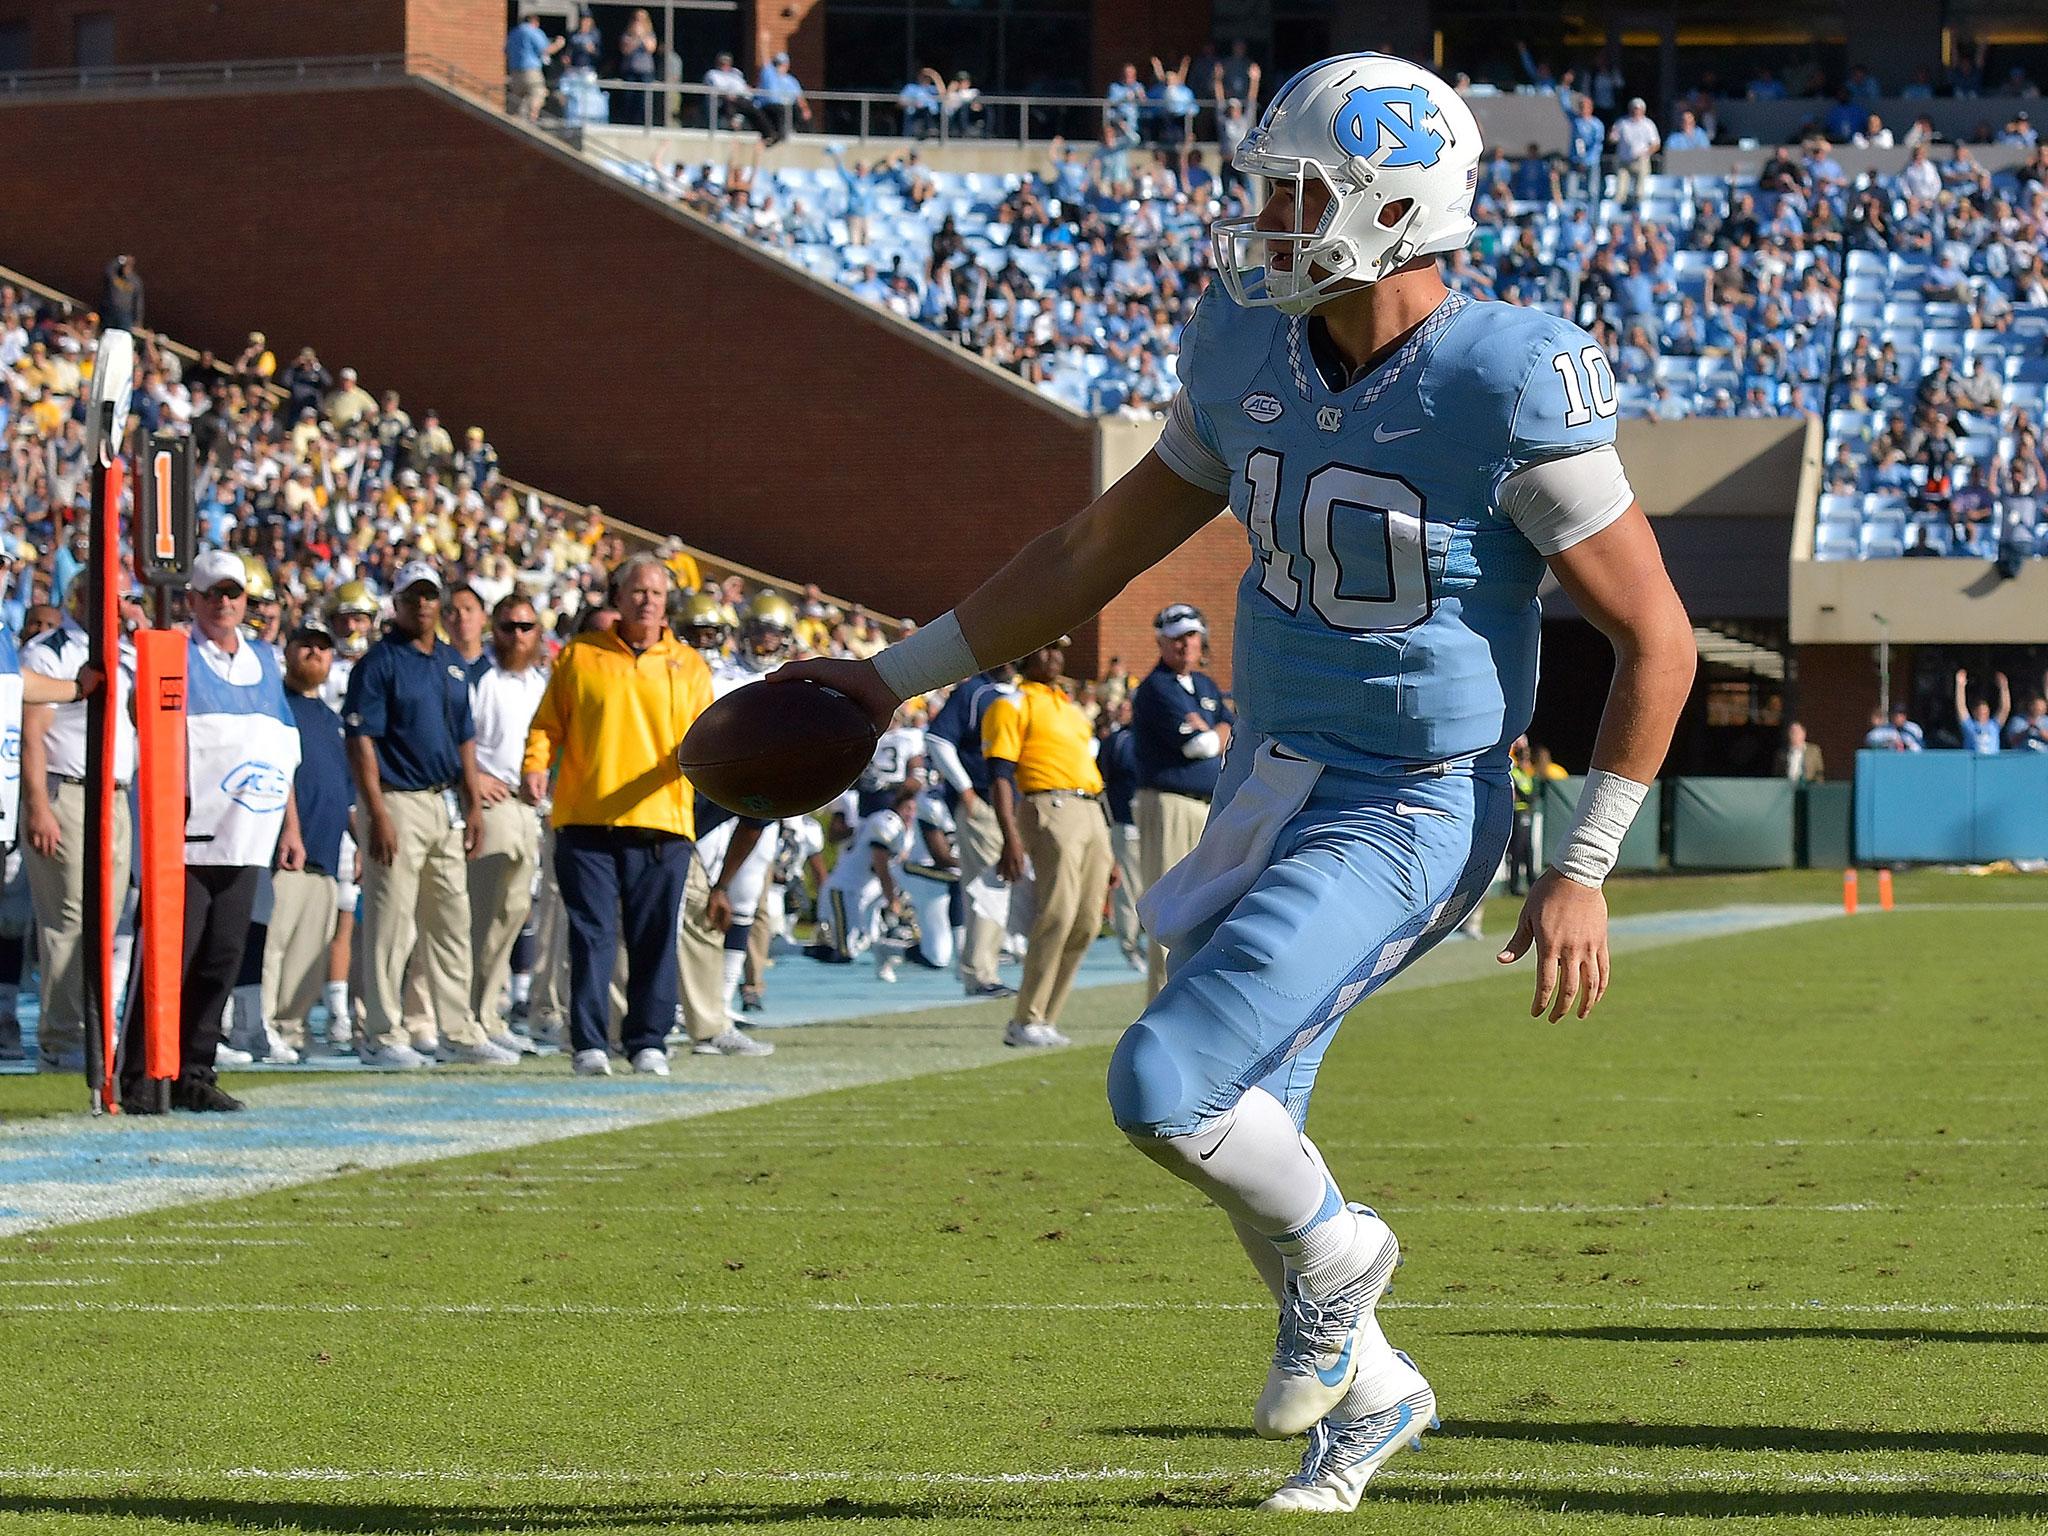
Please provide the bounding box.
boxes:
[0,1277,113,1287]
[4,1297,2045,1318]
[14,1234,307,1247]
[0,1254,222,1267]
[0,1464,2038,1491]
[263,1199,2048,1220]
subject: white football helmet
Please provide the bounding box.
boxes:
[1213,53,1482,314]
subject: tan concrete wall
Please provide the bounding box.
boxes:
[1614,417,1811,519]
[1791,560,2048,646]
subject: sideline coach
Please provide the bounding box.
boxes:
[1130,602,1232,997]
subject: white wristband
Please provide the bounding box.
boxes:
[1182,728,1221,761]
[1549,769,1650,889]
[872,610,978,703]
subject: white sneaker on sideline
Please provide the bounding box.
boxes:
[442,1037,522,1066]
[691,1028,774,1057]
[1003,1020,1069,1049]
[358,1041,432,1069]
[259,1027,302,1066]
[571,1048,613,1077]
[491,1031,542,1057]
[876,958,899,983]
[213,1041,255,1068]
[630,1048,671,1076]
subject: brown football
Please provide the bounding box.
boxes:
[679,679,879,819]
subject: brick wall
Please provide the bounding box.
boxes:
[8,1,500,86]
[0,77,1094,625]
[1793,642,1887,774]
[1093,515,1242,689]
[1090,0,1210,102]
[749,0,823,84]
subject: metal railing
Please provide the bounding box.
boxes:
[569,76,1228,153]
[0,53,414,97]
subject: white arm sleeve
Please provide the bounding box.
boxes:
[1498,444,1636,557]
[1154,391,1233,494]
[923,733,972,794]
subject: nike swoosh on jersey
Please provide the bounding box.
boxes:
[1393,802,1452,818]
[1372,423,1422,442]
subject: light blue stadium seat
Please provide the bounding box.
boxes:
[1959,434,1999,460]
[2007,356,2048,383]
[2007,381,2046,412]
[1847,250,1887,277]
[1654,356,1700,385]
[1924,302,1969,328]
[1923,330,1964,357]
[1815,533,1859,561]
[1827,409,1876,440]
[1817,492,1861,523]
[1861,527,1905,558]
[1888,254,1931,281]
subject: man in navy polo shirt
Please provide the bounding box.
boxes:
[265,616,354,1058]
[925,663,1018,999]
[1130,603,1232,997]
[343,561,515,1069]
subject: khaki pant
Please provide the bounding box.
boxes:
[261,867,338,1049]
[468,794,540,1034]
[954,795,1005,988]
[1615,154,1653,203]
[1137,787,1210,998]
[530,826,570,1031]
[675,857,728,1042]
[1015,791,1112,1029]
[24,778,132,1052]
[1109,821,1143,956]
[744,883,778,988]
[357,789,484,1050]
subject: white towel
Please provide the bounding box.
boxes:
[1137,741,1323,953]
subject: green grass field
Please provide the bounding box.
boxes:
[3,872,2047,1534]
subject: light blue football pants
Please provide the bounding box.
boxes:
[1108,750,1512,1140]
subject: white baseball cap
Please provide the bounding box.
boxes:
[394,560,442,595]
[1155,602,1207,640]
[188,548,247,594]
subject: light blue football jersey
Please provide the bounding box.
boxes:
[1159,289,1621,769]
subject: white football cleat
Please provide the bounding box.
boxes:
[1254,1205,1400,1439]
[259,1027,301,1066]
[630,1047,671,1076]
[1258,1373,1437,1514]
[492,1030,542,1057]
[571,1048,613,1077]
[213,1041,255,1069]
[691,1028,773,1057]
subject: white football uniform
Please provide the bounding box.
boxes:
[817,807,915,959]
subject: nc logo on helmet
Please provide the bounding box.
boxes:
[1331,84,1445,168]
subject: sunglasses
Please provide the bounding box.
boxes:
[201,585,246,600]
[496,620,537,633]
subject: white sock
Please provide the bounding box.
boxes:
[720,943,747,1009]
[324,982,351,1033]
[1231,1215,1287,1304]
[1130,1087,1357,1279]
[509,972,533,1007]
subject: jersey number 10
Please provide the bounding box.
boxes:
[1244,450,1433,634]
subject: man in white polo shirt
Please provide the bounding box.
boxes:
[20,582,136,1072]
[467,593,548,1053]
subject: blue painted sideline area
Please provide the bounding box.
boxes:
[0,906,1839,1239]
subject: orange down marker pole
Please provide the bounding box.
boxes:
[133,631,187,1085]
[1842,868,1859,915]
[1878,867,1894,912]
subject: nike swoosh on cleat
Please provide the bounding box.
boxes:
[1372,423,1422,442]
[1313,1334,1356,1388]
[1358,1402,1416,1459]
[1393,802,1452,818]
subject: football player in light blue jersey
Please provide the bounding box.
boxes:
[777,51,1696,1513]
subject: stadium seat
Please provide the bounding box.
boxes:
[1817,493,1861,524]
[1860,527,1905,558]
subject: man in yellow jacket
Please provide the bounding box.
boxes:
[524,553,726,1077]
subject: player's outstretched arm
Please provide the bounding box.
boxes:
[1500,505,1695,1022]
[769,452,1223,728]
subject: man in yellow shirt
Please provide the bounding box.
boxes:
[983,636,1112,1048]
[523,553,723,1077]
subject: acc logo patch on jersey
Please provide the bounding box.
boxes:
[222,761,291,813]
[1241,391,1284,423]
[1331,84,1446,169]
